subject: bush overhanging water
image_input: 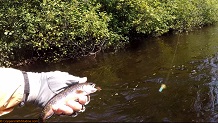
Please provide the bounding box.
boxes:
[0,0,218,67]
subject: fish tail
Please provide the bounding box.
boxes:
[39,109,54,123]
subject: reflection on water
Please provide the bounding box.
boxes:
[192,54,218,122]
[1,25,218,122]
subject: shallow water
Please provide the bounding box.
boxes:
[2,24,218,122]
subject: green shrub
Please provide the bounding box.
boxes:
[0,0,125,66]
[98,0,218,36]
[0,0,218,67]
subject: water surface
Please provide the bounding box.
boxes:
[2,25,218,122]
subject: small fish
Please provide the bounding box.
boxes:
[38,82,101,122]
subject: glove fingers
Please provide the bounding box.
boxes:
[47,71,87,94]
[75,77,87,83]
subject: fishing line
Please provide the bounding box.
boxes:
[159,34,181,92]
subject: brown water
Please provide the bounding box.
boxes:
[2,24,218,122]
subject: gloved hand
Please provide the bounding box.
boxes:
[26,71,88,107]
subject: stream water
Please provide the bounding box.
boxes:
[2,24,218,122]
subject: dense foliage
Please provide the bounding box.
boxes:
[98,0,218,36]
[0,0,218,66]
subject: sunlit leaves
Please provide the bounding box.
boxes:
[0,0,218,67]
[0,0,124,66]
[98,0,218,36]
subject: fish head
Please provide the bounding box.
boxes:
[82,82,98,94]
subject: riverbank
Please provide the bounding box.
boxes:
[1,0,218,67]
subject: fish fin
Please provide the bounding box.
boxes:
[45,111,54,120]
[55,82,78,94]
[78,105,86,112]
[56,86,68,93]
[76,90,83,94]
[70,112,78,117]
[39,109,54,122]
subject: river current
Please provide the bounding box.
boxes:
[1,24,218,122]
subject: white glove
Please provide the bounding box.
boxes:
[26,71,87,107]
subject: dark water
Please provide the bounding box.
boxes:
[2,24,218,122]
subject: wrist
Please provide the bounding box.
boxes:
[26,72,42,103]
[27,72,56,107]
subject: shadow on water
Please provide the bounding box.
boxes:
[2,24,218,122]
[192,54,218,122]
